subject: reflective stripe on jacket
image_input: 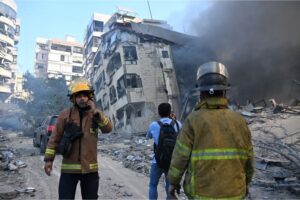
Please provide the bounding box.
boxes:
[167,97,254,199]
[44,106,112,173]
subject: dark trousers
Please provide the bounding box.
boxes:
[58,172,99,200]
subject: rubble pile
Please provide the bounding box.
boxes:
[99,134,153,175]
[238,100,300,196]
[0,128,34,199]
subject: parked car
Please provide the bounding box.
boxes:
[33,115,58,154]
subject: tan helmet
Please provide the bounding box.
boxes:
[68,78,94,101]
[196,61,230,92]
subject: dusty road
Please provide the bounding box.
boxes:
[6,132,166,200]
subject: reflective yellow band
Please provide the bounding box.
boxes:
[89,163,98,169]
[175,140,191,157]
[61,163,98,170]
[194,194,244,200]
[90,128,96,134]
[98,117,109,127]
[248,146,254,156]
[62,164,82,170]
[168,166,182,178]
[191,148,248,160]
[45,148,55,156]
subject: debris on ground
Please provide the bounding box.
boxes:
[0,128,30,199]
[100,99,300,198]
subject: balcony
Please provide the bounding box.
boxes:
[1,53,13,62]
[0,85,11,93]
[127,88,145,102]
[0,67,11,78]
[0,16,15,29]
[114,88,145,112]
[0,34,14,46]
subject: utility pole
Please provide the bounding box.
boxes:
[147,0,153,19]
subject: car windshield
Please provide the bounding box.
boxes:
[49,116,58,125]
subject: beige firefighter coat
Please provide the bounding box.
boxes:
[167,97,254,199]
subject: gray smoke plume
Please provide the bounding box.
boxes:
[173,1,300,104]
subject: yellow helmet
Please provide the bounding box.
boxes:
[70,82,90,95]
[68,78,94,100]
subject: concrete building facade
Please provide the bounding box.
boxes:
[84,12,188,135]
[34,36,84,85]
[0,0,20,101]
[83,13,110,83]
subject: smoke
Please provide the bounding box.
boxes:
[0,103,24,131]
[173,1,300,104]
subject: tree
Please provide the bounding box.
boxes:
[19,71,69,134]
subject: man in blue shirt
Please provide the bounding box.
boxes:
[147,103,182,200]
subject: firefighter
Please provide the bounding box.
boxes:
[167,62,254,199]
[43,78,112,200]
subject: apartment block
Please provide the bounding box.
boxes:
[83,13,110,82]
[84,11,189,135]
[34,36,84,84]
[0,0,20,101]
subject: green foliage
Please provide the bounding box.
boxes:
[18,71,70,129]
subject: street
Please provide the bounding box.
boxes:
[1,132,166,200]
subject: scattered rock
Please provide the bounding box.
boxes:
[0,185,18,199]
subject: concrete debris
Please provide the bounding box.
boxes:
[240,111,256,118]
[0,150,14,162]
[8,163,18,171]
[0,185,18,199]
[0,135,8,142]
[0,126,31,199]
[14,160,27,168]
[242,101,300,196]
[15,187,36,194]
[269,98,300,114]
[99,134,153,175]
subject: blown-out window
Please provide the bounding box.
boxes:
[126,74,142,88]
[117,73,142,98]
[123,46,137,64]
[162,50,169,58]
[109,86,117,105]
[107,52,121,76]
[117,77,126,98]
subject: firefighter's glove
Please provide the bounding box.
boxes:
[92,112,102,129]
[169,184,181,199]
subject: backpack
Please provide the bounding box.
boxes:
[154,120,179,173]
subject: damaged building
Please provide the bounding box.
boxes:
[83,11,191,135]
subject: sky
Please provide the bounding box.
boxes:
[15,0,195,74]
